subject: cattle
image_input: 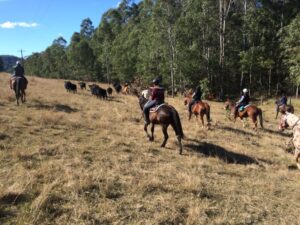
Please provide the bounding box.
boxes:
[107,87,113,96]
[78,82,86,90]
[113,82,122,94]
[90,84,107,99]
[64,81,77,93]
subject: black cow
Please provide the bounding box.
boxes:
[78,82,86,90]
[90,84,107,99]
[107,87,113,96]
[64,81,77,93]
[113,82,122,94]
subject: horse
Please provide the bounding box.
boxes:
[224,99,263,130]
[275,104,294,119]
[13,77,26,105]
[279,112,300,169]
[136,93,185,154]
[184,94,211,128]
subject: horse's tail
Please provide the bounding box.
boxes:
[171,109,185,139]
[258,108,264,129]
[16,78,20,102]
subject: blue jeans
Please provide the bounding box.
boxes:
[143,100,157,124]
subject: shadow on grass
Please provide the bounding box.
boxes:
[28,100,78,113]
[185,140,259,165]
[263,128,292,138]
[219,125,256,137]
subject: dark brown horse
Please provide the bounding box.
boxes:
[137,94,185,154]
[184,94,211,128]
[224,99,263,130]
[13,77,26,105]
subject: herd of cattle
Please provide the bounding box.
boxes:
[64,81,124,99]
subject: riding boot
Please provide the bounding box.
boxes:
[144,112,150,125]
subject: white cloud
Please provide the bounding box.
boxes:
[0,21,39,29]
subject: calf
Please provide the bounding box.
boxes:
[107,87,113,96]
[64,81,77,93]
[90,84,107,99]
[113,82,122,94]
[78,82,86,90]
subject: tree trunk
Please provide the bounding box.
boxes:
[219,0,232,98]
[268,68,272,96]
[296,85,299,99]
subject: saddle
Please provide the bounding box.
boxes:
[10,76,27,90]
[239,104,251,112]
[150,103,166,112]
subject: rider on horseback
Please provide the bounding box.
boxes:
[10,61,28,90]
[143,78,165,125]
[275,91,287,112]
[235,88,250,114]
[188,85,202,120]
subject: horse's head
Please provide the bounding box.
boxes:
[224,100,231,110]
[183,92,192,106]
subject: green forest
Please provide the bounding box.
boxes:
[24,0,300,98]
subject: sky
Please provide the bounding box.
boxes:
[0,0,123,57]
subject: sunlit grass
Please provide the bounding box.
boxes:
[0,72,299,224]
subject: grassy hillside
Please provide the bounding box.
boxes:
[0,72,299,225]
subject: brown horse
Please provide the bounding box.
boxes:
[13,77,26,105]
[137,94,185,154]
[224,99,263,130]
[184,94,211,128]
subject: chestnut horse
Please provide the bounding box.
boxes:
[184,94,211,128]
[224,99,263,130]
[136,93,185,154]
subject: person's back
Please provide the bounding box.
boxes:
[192,86,202,101]
[14,64,24,77]
[188,85,202,120]
[143,78,164,124]
[10,61,28,89]
[279,95,287,106]
[150,85,165,104]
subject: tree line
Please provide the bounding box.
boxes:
[24,0,300,98]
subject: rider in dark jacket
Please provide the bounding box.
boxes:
[188,85,202,119]
[143,78,165,125]
[236,88,250,112]
[10,61,28,89]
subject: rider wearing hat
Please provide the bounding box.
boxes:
[10,61,28,90]
[143,78,165,125]
[236,88,250,113]
[188,85,202,120]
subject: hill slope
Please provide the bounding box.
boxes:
[0,55,20,72]
[0,73,299,224]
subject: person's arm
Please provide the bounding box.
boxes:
[236,96,244,104]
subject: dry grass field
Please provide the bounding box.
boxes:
[0,72,300,225]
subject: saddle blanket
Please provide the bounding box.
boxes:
[239,104,251,112]
[150,103,166,112]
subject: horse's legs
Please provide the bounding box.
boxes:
[161,125,169,148]
[252,116,258,131]
[150,124,155,141]
[22,90,26,103]
[15,91,19,106]
[200,113,205,128]
[144,124,151,140]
